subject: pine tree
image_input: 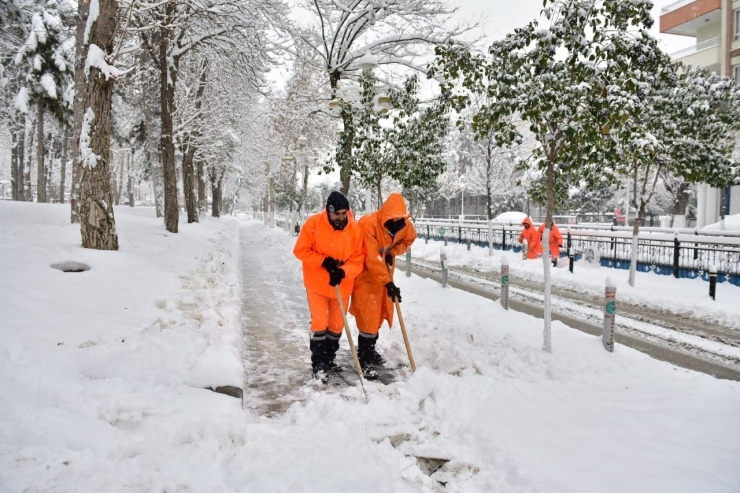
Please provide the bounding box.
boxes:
[14,0,73,202]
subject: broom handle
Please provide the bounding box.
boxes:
[386,262,416,372]
[334,285,367,399]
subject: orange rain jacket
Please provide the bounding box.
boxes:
[518,217,543,259]
[293,210,365,299]
[538,222,563,260]
[349,193,417,334]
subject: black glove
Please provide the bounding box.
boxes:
[329,268,345,287]
[385,253,394,267]
[385,282,402,302]
[321,257,338,273]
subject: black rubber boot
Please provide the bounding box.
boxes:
[325,331,343,372]
[310,335,328,382]
[359,333,386,366]
[357,335,380,380]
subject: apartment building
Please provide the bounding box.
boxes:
[660,0,740,226]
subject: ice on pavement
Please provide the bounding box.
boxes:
[1,202,739,492]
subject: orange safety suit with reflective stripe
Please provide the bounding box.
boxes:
[518,217,543,259]
[293,210,365,333]
[349,193,417,336]
[538,222,563,260]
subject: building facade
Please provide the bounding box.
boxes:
[660,0,740,225]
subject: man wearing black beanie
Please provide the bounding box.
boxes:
[293,191,365,381]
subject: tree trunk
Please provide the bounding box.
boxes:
[542,160,554,353]
[16,114,26,200]
[269,176,275,227]
[127,152,134,207]
[181,64,208,224]
[197,160,207,214]
[339,109,353,196]
[159,8,179,233]
[486,182,493,256]
[59,124,69,203]
[36,100,45,203]
[25,117,35,201]
[118,153,125,204]
[71,0,90,222]
[139,46,163,218]
[210,168,221,218]
[331,70,353,196]
[671,181,691,216]
[78,0,119,251]
[45,127,55,201]
[628,200,646,287]
[10,127,18,200]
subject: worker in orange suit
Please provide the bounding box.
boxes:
[293,191,365,380]
[518,216,543,259]
[349,193,416,379]
[539,221,563,267]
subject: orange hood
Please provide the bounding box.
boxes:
[378,193,409,225]
[521,217,534,227]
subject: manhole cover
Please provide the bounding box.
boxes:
[51,261,90,273]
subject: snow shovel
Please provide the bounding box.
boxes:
[386,263,417,372]
[334,285,368,402]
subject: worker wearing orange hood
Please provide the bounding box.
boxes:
[518,216,543,259]
[349,193,417,379]
[539,221,563,267]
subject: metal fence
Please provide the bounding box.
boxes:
[415,220,740,287]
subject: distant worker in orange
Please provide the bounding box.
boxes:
[539,221,563,267]
[518,217,543,259]
[350,193,416,379]
[293,191,365,380]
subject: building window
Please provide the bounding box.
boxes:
[735,65,740,86]
[736,10,740,40]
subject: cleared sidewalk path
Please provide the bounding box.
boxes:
[240,221,313,416]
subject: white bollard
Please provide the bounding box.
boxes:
[405,249,411,278]
[440,246,448,288]
[500,257,509,310]
[603,277,617,352]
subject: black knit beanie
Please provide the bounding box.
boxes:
[326,191,350,213]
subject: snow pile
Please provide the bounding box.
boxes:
[0,203,245,490]
[85,44,125,80]
[493,211,527,223]
[702,214,740,232]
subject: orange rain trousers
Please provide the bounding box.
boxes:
[306,289,349,335]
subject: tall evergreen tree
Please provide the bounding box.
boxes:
[14,0,73,202]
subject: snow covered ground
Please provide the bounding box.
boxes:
[1,203,739,492]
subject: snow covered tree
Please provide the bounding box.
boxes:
[613,64,740,286]
[13,1,73,203]
[330,71,449,207]
[291,0,470,195]
[0,2,30,201]
[76,0,124,250]
[266,49,334,217]
[433,0,663,352]
[135,0,286,232]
